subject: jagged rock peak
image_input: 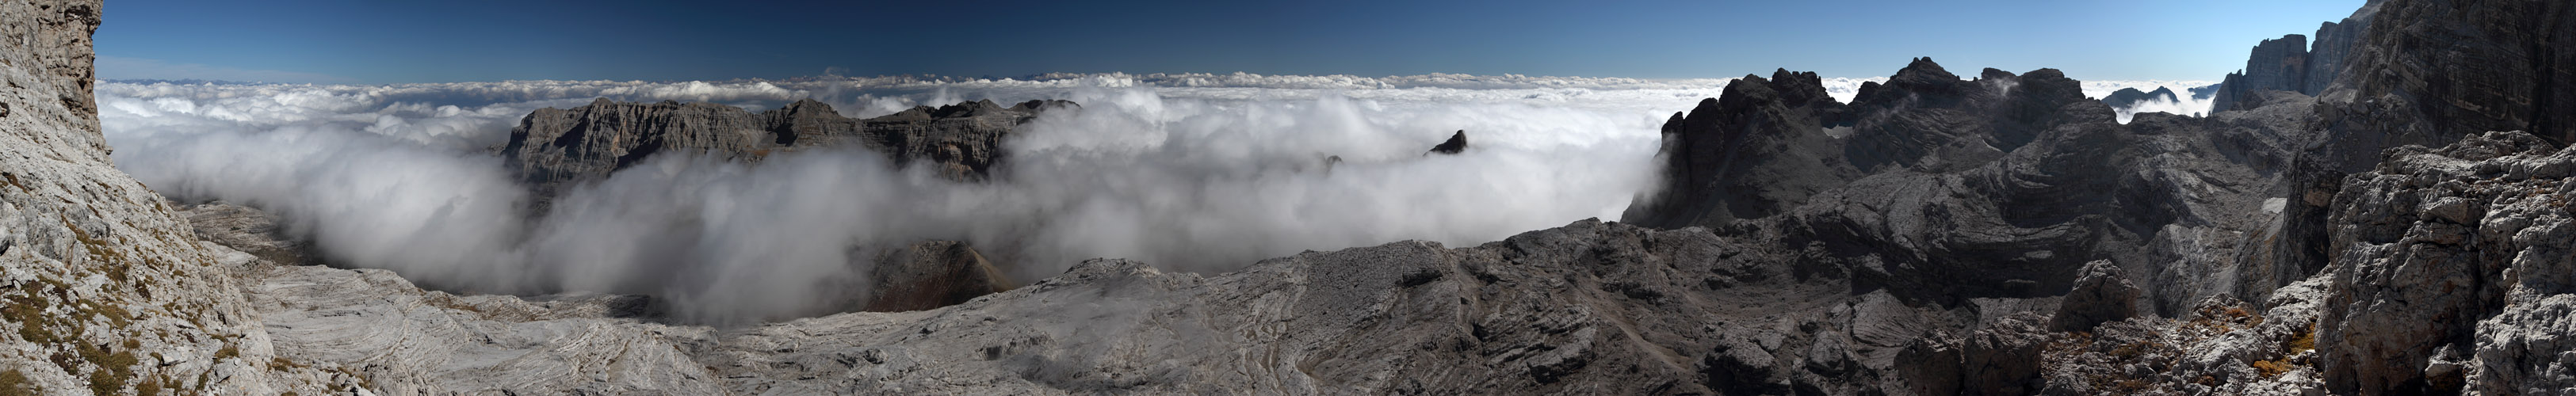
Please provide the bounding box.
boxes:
[1853,57,1978,109]
[1895,56,1959,82]
[1978,67,2016,82]
[1426,130,1468,154]
[1621,67,1855,229]
[1764,68,1840,106]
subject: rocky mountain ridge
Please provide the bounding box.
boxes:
[2,0,2573,394]
[501,97,1072,201]
[2208,2,2379,112]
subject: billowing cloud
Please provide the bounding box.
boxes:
[2077,79,2219,124]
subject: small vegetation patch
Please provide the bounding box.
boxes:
[2286,322,2316,354]
[2252,358,2294,377]
[6,292,59,344]
[0,368,36,396]
[136,374,166,396]
[269,356,307,371]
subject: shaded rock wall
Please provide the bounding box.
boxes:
[2211,4,2379,113]
[2330,0,2576,146]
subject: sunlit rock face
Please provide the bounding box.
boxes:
[0,1,361,394]
[2317,131,2576,395]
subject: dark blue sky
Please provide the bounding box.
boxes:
[97,0,2364,83]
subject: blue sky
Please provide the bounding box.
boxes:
[96,0,2364,84]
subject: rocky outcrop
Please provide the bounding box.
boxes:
[2100,86,2179,109]
[2036,287,2333,395]
[2051,261,2141,332]
[1897,313,2051,395]
[2209,4,2379,113]
[0,2,356,394]
[2211,34,2312,112]
[177,202,308,268]
[854,241,1015,313]
[1603,55,2355,394]
[1628,58,2316,308]
[1425,130,1467,154]
[1620,68,1857,229]
[2316,131,2575,394]
[501,97,1072,199]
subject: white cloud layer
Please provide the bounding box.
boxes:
[2077,79,2219,124]
[98,72,2206,323]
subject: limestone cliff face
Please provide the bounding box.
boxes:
[2326,0,2576,146]
[2211,34,2311,112]
[2209,3,2379,113]
[501,97,1071,200]
[0,1,355,394]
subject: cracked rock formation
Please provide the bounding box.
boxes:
[2317,131,2576,394]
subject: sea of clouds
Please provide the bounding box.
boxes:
[98,72,2210,323]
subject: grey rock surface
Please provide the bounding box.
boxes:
[2211,34,2311,112]
[1619,68,1858,229]
[0,2,355,394]
[249,263,718,395]
[2051,261,2141,332]
[2209,3,2377,114]
[854,240,1015,313]
[2316,131,2576,394]
[501,97,1072,200]
[176,201,308,268]
[2329,0,2574,145]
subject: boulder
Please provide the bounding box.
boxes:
[2052,261,2142,332]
